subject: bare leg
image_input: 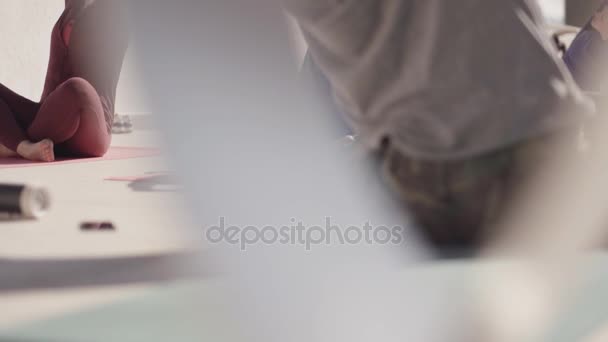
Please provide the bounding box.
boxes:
[16,139,55,162]
[29,78,109,158]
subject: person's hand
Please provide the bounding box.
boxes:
[62,21,74,47]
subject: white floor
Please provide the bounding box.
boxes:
[0,129,203,329]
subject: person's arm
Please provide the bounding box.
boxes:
[283,0,393,111]
[282,0,381,68]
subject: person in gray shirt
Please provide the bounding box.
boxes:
[285,0,593,253]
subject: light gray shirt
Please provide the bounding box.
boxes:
[285,0,592,160]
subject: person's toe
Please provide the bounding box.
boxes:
[41,140,55,162]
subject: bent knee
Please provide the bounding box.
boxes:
[84,142,110,158]
[67,135,111,158]
[61,77,95,95]
[59,77,106,128]
[60,78,102,110]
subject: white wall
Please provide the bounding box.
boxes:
[537,0,566,24]
[0,0,148,114]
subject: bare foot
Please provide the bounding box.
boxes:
[0,144,17,158]
[16,139,55,162]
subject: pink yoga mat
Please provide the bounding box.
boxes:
[0,146,161,169]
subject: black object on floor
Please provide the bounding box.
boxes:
[80,221,116,231]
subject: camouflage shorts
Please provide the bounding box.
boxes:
[381,131,580,252]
